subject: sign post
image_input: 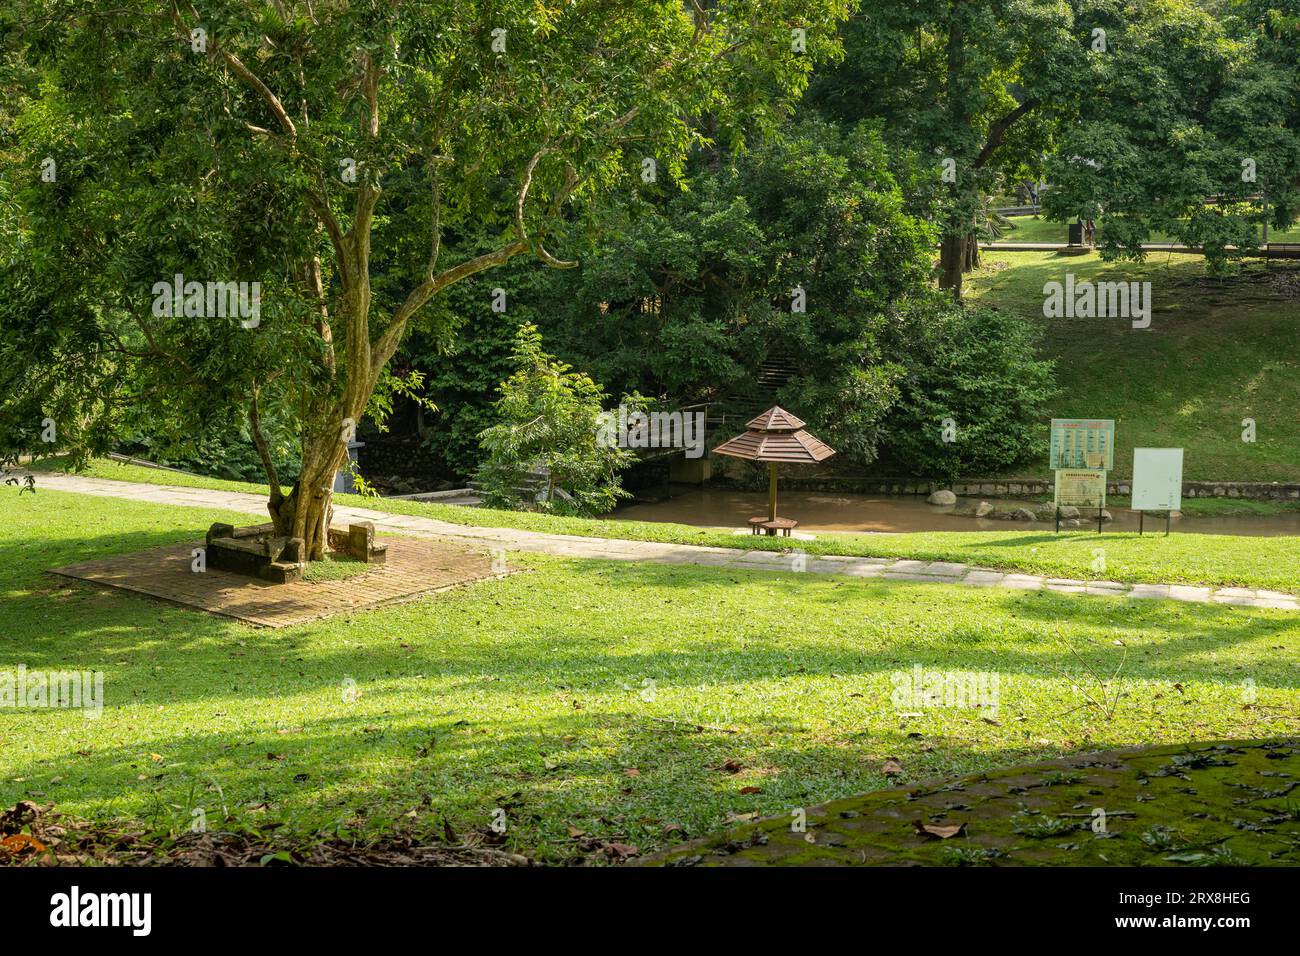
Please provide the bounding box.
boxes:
[1050,419,1114,533]
[1131,448,1183,536]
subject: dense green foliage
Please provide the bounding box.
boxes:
[417,120,1054,476]
[876,303,1056,479]
[475,324,641,515]
[1043,0,1300,271]
[0,0,850,547]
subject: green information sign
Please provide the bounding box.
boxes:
[1050,419,1115,471]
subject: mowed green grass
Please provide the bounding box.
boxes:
[999,215,1300,246]
[2,490,1298,861]
[968,251,1300,482]
[26,460,1300,593]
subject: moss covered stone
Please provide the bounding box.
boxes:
[641,739,1300,867]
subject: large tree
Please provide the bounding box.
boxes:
[1043,0,1300,266]
[806,0,1279,296]
[0,0,847,557]
[810,0,1101,297]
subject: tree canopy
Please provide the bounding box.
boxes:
[0,0,850,553]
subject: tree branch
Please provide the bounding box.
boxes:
[974,99,1039,170]
[370,239,530,380]
[249,385,283,503]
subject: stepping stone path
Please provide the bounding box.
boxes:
[28,472,1300,611]
[639,738,1300,867]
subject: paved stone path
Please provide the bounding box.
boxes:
[29,472,1300,611]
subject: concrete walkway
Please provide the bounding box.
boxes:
[28,471,1300,611]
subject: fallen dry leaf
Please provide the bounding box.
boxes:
[881,758,904,776]
[912,820,966,840]
[603,842,638,861]
[739,786,762,795]
[720,759,745,774]
[0,833,46,854]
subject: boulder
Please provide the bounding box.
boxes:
[1100,510,1113,522]
[927,489,957,506]
[1058,505,1080,519]
[1011,508,1037,521]
[975,501,994,517]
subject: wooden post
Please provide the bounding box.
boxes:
[768,461,778,522]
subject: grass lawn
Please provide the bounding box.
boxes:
[967,251,1300,482]
[999,214,1300,246]
[26,458,1300,593]
[2,489,1298,862]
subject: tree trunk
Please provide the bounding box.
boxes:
[963,232,980,271]
[938,233,966,299]
[265,427,349,560]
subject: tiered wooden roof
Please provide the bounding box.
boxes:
[712,406,836,464]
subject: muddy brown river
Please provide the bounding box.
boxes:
[614,488,1300,537]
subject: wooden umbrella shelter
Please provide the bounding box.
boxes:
[711,407,835,535]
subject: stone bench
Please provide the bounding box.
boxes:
[204,520,387,584]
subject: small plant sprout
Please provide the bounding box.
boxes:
[190,548,206,573]
[1241,417,1256,442]
[1045,635,1127,720]
[790,284,806,313]
[941,417,957,443]
[491,287,507,313]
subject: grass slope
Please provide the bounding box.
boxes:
[1,490,1297,862]
[967,251,1300,482]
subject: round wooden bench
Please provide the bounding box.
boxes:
[760,517,799,537]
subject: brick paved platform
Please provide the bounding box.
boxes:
[48,536,505,628]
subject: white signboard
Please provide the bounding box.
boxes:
[1132,448,1183,511]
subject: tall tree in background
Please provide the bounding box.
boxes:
[811,0,1102,297]
[0,0,848,557]
[1044,0,1300,266]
